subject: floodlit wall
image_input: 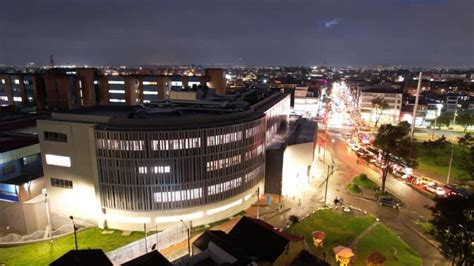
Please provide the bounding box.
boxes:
[37,120,102,228]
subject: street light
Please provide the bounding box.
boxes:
[69,216,78,250]
[180,220,192,256]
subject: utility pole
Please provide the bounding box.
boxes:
[324,163,335,206]
[44,192,52,239]
[410,72,422,141]
[144,223,148,253]
[256,187,260,219]
[446,142,455,185]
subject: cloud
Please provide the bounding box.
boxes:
[324,18,340,29]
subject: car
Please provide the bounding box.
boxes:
[415,176,435,187]
[378,196,400,208]
[444,185,470,198]
[424,185,437,194]
[435,187,446,197]
[350,144,360,151]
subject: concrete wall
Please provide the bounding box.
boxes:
[102,182,262,231]
[265,147,285,195]
[0,200,48,234]
[37,120,101,229]
[205,69,226,95]
[169,91,198,101]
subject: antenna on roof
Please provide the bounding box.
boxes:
[49,54,55,68]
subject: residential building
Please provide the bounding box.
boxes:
[358,87,403,126]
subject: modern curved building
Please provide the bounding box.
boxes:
[37,91,290,230]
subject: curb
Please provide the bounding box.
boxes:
[402,219,439,250]
[263,207,292,221]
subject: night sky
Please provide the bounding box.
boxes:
[1,0,473,67]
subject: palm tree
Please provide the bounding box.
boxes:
[371,96,389,128]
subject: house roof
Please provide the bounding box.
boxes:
[50,249,112,266]
[193,230,248,262]
[228,216,303,262]
[122,250,172,266]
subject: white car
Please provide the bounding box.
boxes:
[435,187,446,196]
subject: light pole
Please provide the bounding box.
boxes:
[144,223,148,253]
[323,151,336,206]
[69,216,78,250]
[44,192,52,240]
[180,220,191,256]
[446,141,455,185]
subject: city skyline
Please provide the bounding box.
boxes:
[1,0,473,68]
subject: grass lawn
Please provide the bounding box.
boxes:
[347,174,377,194]
[416,143,470,182]
[354,223,422,266]
[0,227,145,266]
[286,209,375,257]
[353,174,377,190]
[415,220,433,235]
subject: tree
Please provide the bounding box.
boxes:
[429,196,474,265]
[456,113,474,132]
[436,113,452,129]
[374,121,416,192]
[371,96,389,128]
[458,133,474,147]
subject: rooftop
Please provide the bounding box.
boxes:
[0,132,39,153]
[49,90,289,130]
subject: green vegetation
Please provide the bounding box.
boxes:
[286,209,375,256]
[415,220,433,234]
[353,174,377,190]
[354,224,422,266]
[0,227,145,266]
[347,183,362,194]
[416,142,470,181]
[347,174,377,194]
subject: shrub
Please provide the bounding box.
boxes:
[359,173,368,181]
[289,215,299,224]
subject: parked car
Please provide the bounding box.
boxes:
[415,176,435,187]
[378,196,400,208]
[444,185,470,198]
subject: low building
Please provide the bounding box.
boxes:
[183,216,304,265]
[358,87,403,126]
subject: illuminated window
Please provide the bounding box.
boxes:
[171,81,182,87]
[44,131,67,142]
[154,188,202,202]
[97,139,144,151]
[206,132,242,146]
[138,166,148,174]
[51,178,73,189]
[143,91,158,95]
[108,90,125,94]
[152,138,201,150]
[13,97,22,102]
[152,166,170,174]
[207,155,241,171]
[142,81,157,85]
[245,167,260,182]
[207,177,242,195]
[245,126,260,138]
[108,80,125,85]
[45,154,71,167]
[109,99,126,103]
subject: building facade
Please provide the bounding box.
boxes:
[358,87,403,126]
[37,92,290,231]
[1,67,225,112]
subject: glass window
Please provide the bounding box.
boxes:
[44,131,67,142]
[51,178,73,189]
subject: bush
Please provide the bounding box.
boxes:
[359,173,368,181]
[289,215,299,224]
[347,183,362,194]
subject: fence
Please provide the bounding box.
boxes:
[107,222,189,265]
